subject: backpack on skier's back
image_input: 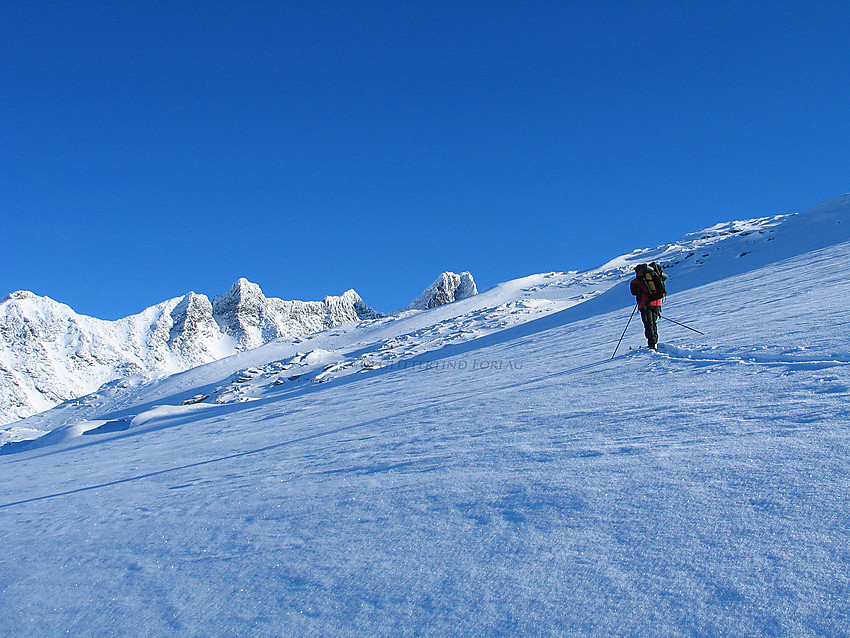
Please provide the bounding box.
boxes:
[637,262,667,301]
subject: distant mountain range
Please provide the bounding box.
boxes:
[0,272,478,425]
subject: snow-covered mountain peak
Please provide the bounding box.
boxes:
[324,289,382,324]
[211,278,270,350]
[1,289,72,317]
[408,271,478,310]
[167,292,226,367]
[214,277,263,306]
[3,290,38,303]
[332,289,363,305]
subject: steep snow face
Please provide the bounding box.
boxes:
[0,280,381,425]
[408,271,478,310]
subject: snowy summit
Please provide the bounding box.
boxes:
[407,271,478,310]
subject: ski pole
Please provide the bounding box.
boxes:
[612,302,639,359]
[659,313,705,335]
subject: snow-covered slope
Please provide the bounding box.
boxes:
[0,279,382,425]
[1,195,849,636]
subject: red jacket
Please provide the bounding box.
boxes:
[630,274,662,310]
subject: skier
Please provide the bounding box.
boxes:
[630,263,667,350]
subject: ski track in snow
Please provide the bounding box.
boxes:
[1,196,850,636]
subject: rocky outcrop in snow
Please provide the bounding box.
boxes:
[168,292,227,367]
[407,272,478,310]
[213,279,381,351]
[0,280,382,425]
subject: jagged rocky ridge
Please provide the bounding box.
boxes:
[0,274,477,425]
[407,271,478,310]
[210,279,383,351]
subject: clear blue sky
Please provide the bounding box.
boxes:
[2,1,849,319]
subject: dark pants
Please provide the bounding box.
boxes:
[641,306,661,348]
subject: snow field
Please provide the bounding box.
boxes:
[1,200,849,636]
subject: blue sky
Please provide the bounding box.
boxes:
[2,1,849,319]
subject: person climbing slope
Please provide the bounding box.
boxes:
[630,262,668,350]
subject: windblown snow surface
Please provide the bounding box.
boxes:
[1,195,849,637]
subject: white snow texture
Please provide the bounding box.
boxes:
[1,195,849,636]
